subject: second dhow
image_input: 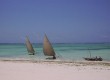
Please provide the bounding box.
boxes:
[43,34,56,59]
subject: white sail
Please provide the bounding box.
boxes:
[43,34,56,59]
[25,36,35,55]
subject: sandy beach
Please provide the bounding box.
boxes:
[0,60,110,80]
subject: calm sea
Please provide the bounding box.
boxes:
[0,43,110,61]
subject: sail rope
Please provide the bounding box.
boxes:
[56,52,65,60]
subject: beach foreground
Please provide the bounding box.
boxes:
[0,61,110,80]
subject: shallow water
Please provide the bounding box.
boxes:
[0,43,110,61]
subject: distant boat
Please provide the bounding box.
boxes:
[43,34,56,59]
[83,48,103,61]
[25,36,35,55]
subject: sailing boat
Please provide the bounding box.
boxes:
[84,48,103,61]
[25,36,35,55]
[43,34,56,59]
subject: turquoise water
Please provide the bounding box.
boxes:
[0,43,110,61]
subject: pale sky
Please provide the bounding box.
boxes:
[0,0,110,43]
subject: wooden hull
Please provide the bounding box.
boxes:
[45,56,56,59]
[84,57,103,61]
[28,53,34,55]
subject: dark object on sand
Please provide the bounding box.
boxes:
[84,57,103,61]
[84,48,103,61]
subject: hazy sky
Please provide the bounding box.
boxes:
[0,0,110,43]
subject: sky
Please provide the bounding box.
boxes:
[0,0,110,43]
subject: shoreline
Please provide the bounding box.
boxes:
[0,59,110,66]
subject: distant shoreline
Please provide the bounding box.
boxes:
[0,42,110,44]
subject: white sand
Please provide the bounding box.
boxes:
[0,61,110,80]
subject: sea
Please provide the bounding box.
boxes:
[0,43,110,61]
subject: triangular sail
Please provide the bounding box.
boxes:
[43,34,56,59]
[25,36,35,55]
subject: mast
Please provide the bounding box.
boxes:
[88,48,91,58]
[43,34,56,59]
[25,36,35,55]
